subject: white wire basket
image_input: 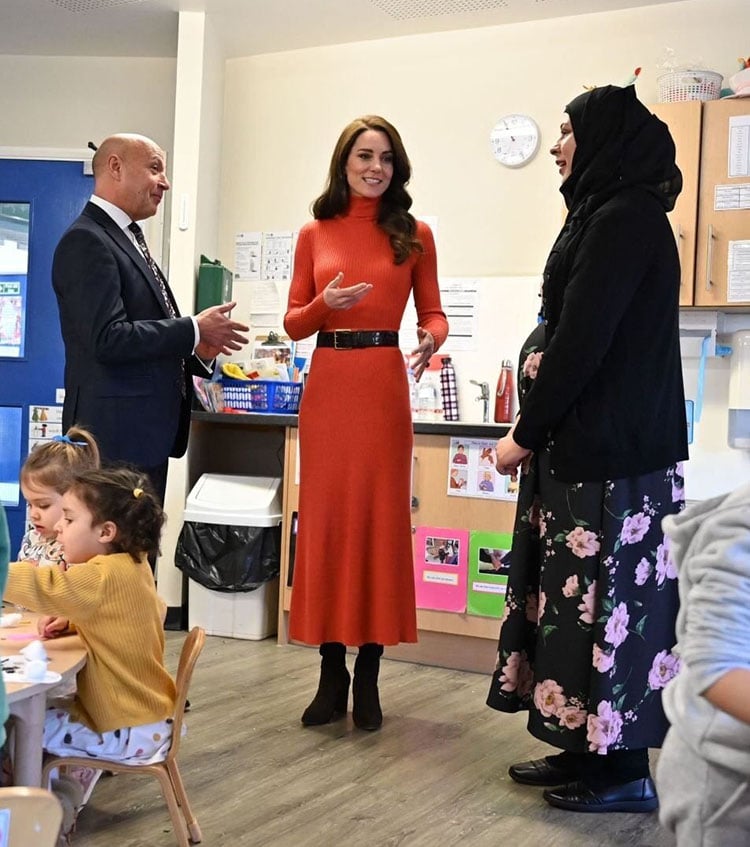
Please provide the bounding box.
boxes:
[657,70,723,103]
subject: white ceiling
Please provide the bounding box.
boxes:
[0,0,685,59]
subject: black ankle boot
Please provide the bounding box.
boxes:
[352,643,383,731]
[301,642,350,726]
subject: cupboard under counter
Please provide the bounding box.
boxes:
[189,411,512,673]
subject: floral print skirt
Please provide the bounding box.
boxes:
[486,446,684,754]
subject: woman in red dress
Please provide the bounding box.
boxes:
[284,116,448,731]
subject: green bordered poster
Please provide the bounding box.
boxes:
[467,530,512,617]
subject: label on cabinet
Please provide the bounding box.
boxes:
[729,115,750,178]
[727,240,750,302]
[714,183,750,210]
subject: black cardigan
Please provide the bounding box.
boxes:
[513,186,689,482]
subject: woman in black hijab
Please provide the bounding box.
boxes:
[486,85,688,813]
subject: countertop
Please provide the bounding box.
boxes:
[191,410,511,438]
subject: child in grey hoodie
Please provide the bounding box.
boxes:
[657,482,750,846]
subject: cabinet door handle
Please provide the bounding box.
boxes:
[411,453,419,511]
[705,224,715,291]
[674,223,684,289]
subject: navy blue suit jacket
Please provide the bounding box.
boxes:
[52,202,205,468]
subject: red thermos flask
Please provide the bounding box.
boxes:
[494,359,514,423]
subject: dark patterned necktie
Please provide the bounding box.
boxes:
[128,221,186,398]
[128,221,177,319]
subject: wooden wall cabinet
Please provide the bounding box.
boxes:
[651,100,702,306]
[652,98,750,308]
[694,99,750,306]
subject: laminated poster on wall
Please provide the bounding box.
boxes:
[467,530,512,618]
[413,526,469,613]
[447,437,517,501]
[28,404,63,453]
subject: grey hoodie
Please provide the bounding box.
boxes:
[661,482,750,774]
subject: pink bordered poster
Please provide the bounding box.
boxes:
[413,526,469,613]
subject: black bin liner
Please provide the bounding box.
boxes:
[175,521,281,592]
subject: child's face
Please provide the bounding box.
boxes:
[21,479,64,540]
[55,491,113,565]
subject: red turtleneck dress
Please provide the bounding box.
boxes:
[284,196,448,646]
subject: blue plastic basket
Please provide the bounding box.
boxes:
[222,378,302,413]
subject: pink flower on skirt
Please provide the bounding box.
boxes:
[587,700,623,755]
[620,512,651,545]
[537,591,547,623]
[604,602,630,648]
[533,679,566,717]
[562,575,580,598]
[635,558,651,586]
[558,706,587,729]
[577,580,597,624]
[522,351,543,379]
[592,643,615,673]
[656,537,678,585]
[565,526,601,559]
[499,651,522,692]
[672,462,685,503]
[648,649,681,690]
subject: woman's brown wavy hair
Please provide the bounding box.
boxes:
[312,115,423,265]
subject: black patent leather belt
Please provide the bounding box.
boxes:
[317,330,399,350]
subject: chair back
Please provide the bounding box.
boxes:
[0,787,63,847]
[166,626,206,763]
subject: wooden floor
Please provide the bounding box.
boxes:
[72,632,676,847]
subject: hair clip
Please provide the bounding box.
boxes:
[133,488,144,499]
[51,434,87,446]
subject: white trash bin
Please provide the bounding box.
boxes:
[181,474,282,640]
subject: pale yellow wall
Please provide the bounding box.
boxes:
[0,55,176,149]
[217,0,750,504]
[220,0,745,283]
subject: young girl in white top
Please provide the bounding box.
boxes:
[18,426,100,568]
[7,467,177,810]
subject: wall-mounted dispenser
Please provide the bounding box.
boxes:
[728,330,750,449]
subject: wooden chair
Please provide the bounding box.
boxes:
[42,627,206,846]
[0,786,63,847]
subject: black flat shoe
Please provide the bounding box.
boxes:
[508,757,581,787]
[543,777,658,813]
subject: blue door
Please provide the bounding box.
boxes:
[0,159,92,553]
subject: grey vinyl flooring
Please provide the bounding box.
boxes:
[72,632,677,847]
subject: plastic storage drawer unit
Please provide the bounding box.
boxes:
[181,474,282,640]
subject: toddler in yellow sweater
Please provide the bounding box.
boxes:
[6,467,177,805]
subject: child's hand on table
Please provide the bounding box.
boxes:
[37,616,70,638]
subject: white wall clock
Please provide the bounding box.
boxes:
[489,114,541,168]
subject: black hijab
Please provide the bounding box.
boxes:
[560,85,682,215]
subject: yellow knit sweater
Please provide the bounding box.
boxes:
[6,552,176,733]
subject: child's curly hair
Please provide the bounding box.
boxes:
[21,425,100,493]
[67,467,165,561]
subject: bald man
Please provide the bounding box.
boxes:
[52,134,248,507]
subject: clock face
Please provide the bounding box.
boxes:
[490,114,541,168]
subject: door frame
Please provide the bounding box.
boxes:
[0,147,166,261]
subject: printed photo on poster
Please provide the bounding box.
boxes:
[467,530,512,618]
[424,535,461,565]
[27,405,63,451]
[477,546,511,575]
[447,437,517,501]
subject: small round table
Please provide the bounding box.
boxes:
[1,612,87,786]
